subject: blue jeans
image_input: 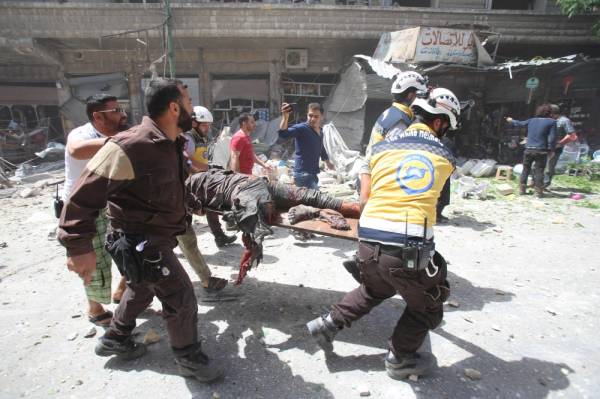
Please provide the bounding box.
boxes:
[294,172,319,190]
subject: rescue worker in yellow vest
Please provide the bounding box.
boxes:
[307,88,461,380]
[344,71,428,282]
[364,71,428,158]
[183,106,237,248]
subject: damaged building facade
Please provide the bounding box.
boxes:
[0,0,599,158]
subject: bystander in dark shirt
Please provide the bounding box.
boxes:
[278,122,329,175]
[509,117,557,151]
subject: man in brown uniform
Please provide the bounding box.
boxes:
[58,78,222,382]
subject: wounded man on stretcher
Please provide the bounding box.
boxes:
[185,168,360,285]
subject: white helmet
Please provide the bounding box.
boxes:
[411,88,461,130]
[192,106,213,123]
[391,71,428,94]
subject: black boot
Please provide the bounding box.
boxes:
[176,346,223,383]
[385,350,436,380]
[95,334,147,360]
[306,313,341,352]
[214,233,237,248]
[342,257,362,284]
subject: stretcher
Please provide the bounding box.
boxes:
[273,212,359,242]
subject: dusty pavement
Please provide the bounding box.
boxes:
[1,176,600,399]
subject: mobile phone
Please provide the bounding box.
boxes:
[284,102,297,112]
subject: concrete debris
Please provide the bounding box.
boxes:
[409,374,419,382]
[447,300,460,308]
[143,329,160,345]
[67,332,78,341]
[84,327,96,338]
[496,183,514,196]
[19,187,40,198]
[464,368,482,380]
[358,385,371,396]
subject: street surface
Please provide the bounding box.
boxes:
[1,179,599,399]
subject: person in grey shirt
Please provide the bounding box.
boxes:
[545,104,577,188]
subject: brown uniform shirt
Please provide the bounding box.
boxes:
[58,116,188,256]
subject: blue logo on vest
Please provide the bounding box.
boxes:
[396,154,435,195]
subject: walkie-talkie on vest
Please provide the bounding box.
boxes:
[402,211,418,270]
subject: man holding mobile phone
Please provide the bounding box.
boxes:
[278,102,335,190]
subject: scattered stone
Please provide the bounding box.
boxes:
[67,332,78,341]
[496,183,514,196]
[491,325,501,332]
[84,327,96,338]
[75,380,83,386]
[0,242,7,248]
[447,300,460,308]
[493,228,503,233]
[495,290,506,296]
[143,329,160,345]
[561,367,570,376]
[546,308,557,316]
[464,368,481,380]
[358,385,371,396]
[409,374,419,382]
[538,377,548,386]
[462,316,474,323]
[41,334,50,339]
[212,392,220,399]
[19,187,40,198]
[71,314,81,319]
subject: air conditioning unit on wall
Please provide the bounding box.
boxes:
[285,49,308,69]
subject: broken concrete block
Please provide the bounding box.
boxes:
[496,183,514,196]
[464,368,481,380]
[447,300,460,308]
[19,187,40,198]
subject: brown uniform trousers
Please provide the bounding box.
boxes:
[331,241,450,355]
[109,244,199,356]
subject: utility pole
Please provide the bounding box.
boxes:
[164,0,175,78]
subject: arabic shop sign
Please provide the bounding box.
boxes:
[415,27,477,64]
[373,27,484,65]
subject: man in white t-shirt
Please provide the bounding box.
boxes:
[63,94,128,326]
